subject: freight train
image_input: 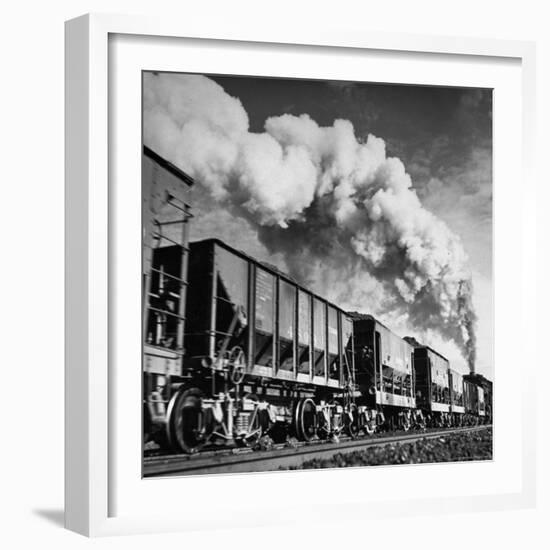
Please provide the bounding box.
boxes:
[142,147,491,453]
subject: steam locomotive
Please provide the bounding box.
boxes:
[143,146,492,454]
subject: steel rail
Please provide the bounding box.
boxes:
[143,425,490,477]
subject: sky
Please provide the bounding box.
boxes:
[143,72,493,379]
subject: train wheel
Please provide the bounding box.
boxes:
[166,388,212,453]
[296,398,317,441]
[345,404,360,439]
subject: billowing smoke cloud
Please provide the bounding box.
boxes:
[144,73,477,370]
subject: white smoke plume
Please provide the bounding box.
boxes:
[144,73,478,370]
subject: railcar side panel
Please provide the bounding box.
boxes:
[253,266,276,377]
[352,316,415,409]
[413,347,450,414]
[185,239,353,391]
[142,148,193,378]
[449,369,465,414]
[184,240,215,362]
[351,318,377,407]
[477,386,486,417]
[463,379,478,415]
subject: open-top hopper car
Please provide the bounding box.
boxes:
[351,314,419,433]
[177,238,357,451]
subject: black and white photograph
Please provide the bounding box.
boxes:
[3,0,547,544]
[142,72,493,477]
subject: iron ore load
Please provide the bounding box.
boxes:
[142,147,492,453]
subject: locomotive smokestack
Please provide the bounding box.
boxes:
[457,280,477,374]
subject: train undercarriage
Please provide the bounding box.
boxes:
[144,348,433,454]
[145,387,435,454]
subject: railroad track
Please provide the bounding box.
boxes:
[143,425,490,477]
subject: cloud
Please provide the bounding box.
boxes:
[144,72,479,370]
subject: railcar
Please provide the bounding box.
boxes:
[351,314,417,432]
[179,238,357,450]
[463,379,486,425]
[464,373,492,424]
[449,369,466,426]
[411,346,452,427]
[142,147,194,446]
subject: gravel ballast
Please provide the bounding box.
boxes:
[284,427,493,470]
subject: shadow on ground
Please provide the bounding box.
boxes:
[33,509,64,527]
